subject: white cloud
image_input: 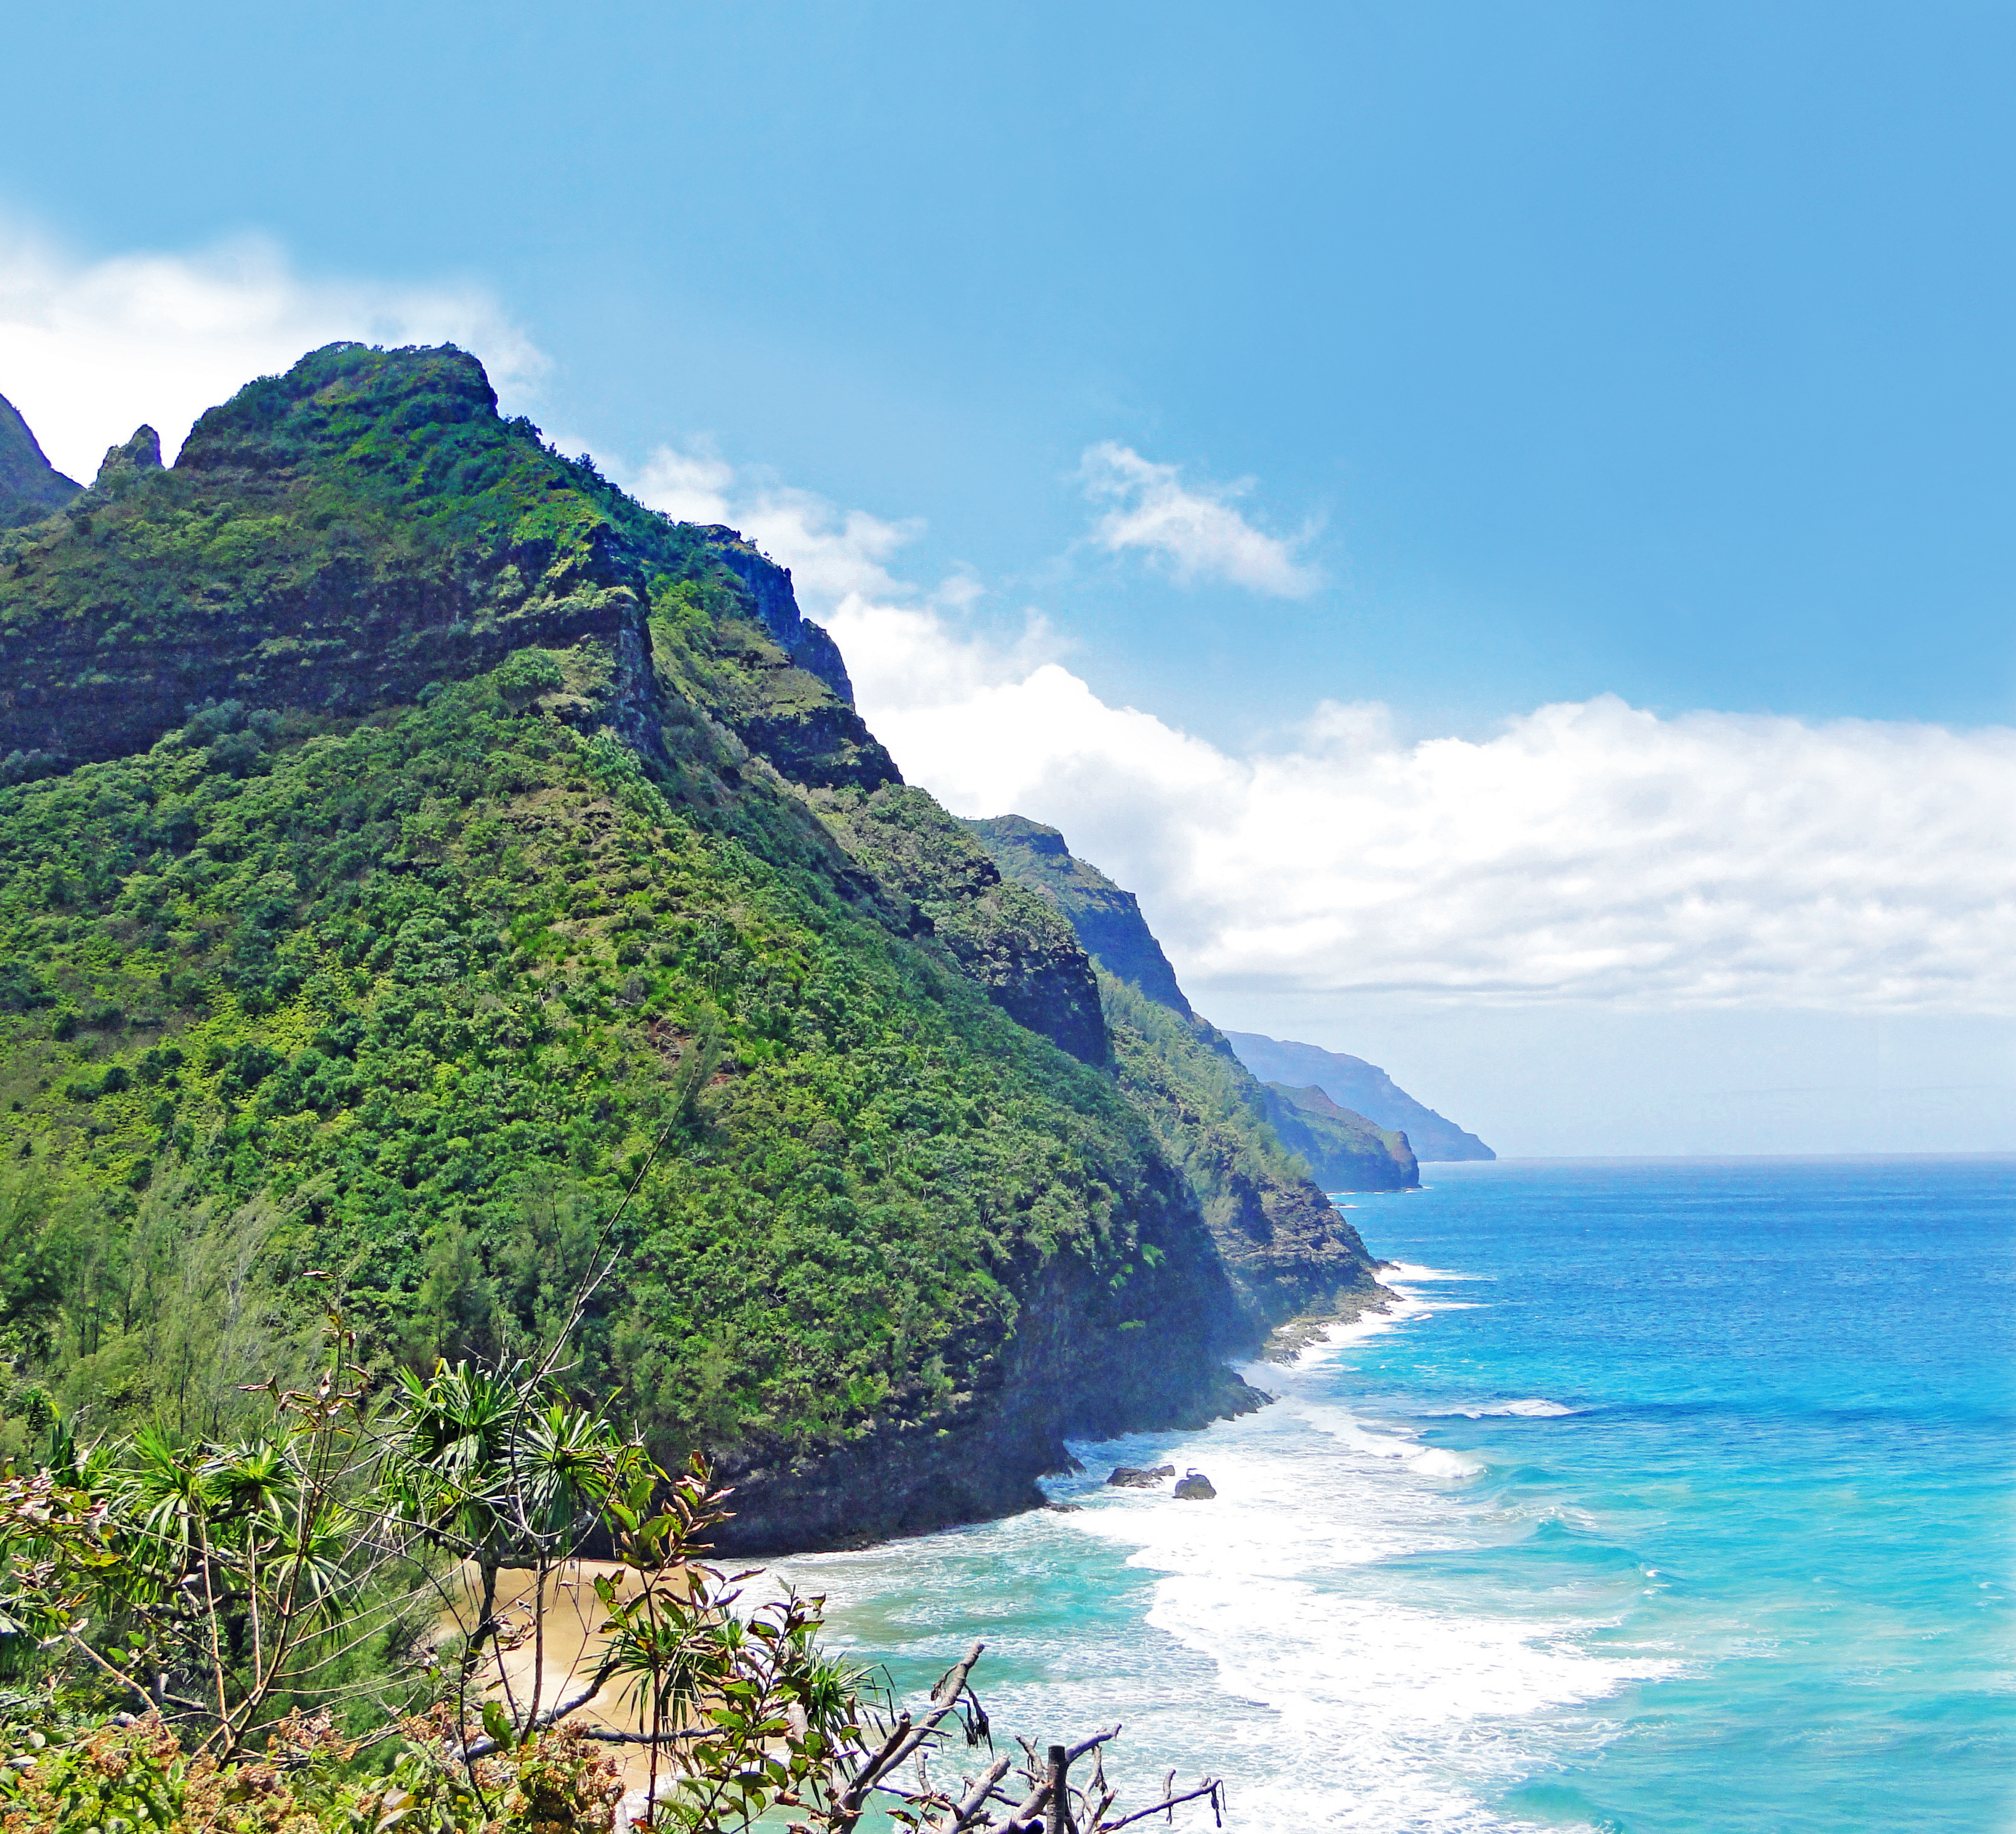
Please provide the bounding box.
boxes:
[606,429,2014,1027]
[1080,440,1321,598]
[0,224,545,480]
[829,599,2016,1017]
[632,442,924,614]
[614,446,2016,1020]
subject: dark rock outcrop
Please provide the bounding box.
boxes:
[713,1267,1267,1553]
[1172,1469,1216,1500]
[1108,1464,1176,1488]
[0,392,82,529]
[707,534,858,707]
[694,608,899,791]
[964,815,1191,1014]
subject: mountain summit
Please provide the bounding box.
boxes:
[0,345,1393,1548]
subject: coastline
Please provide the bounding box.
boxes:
[1257,1277,1404,1363]
[724,1237,1408,1554]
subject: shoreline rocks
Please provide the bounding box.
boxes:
[1261,1287,1399,1363]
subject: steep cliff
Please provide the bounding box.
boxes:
[1261,1081,1419,1192]
[1224,1031,1495,1161]
[0,345,1277,1550]
[963,814,1401,1320]
[0,391,81,530]
[962,814,1191,1014]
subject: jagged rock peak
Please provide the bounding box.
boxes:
[94,425,162,484]
[692,525,859,709]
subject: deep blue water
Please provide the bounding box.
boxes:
[774,1158,2016,1832]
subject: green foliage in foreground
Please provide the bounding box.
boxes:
[0,652,1202,1468]
[0,1311,1221,1833]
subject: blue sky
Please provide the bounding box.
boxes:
[12,1,2015,737]
[4,3,2012,1152]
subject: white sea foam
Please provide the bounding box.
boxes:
[1289,1295,1436,1362]
[1019,1331,1674,1829]
[1383,1261,1490,1282]
[772,1257,1662,1832]
[1148,1578,1678,1833]
[1407,1446,1489,1478]
[1421,1399,1580,1420]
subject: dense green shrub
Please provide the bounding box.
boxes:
[0,656,1191,1467]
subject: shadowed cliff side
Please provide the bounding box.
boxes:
[0,391,81,530]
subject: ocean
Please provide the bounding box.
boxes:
[770,1157,2016,1833]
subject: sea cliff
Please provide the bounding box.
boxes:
[0,343,1386,1548]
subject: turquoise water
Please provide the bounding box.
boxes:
[772,1158,2015,1833]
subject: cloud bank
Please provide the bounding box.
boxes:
[631,452,2016,1020]
[634,443,925,609]
[0,225,544,481]
[846,608,2016,1014]
[1080,441,1321,597]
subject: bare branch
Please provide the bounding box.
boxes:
[1097,1779,1225,1833]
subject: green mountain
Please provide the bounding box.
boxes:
[961,814,1418,1200]
[0,343,1387,1549]
[0,390,82,530]
[1223,1031,1495,1161]
[1259,1081,1418,1193]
